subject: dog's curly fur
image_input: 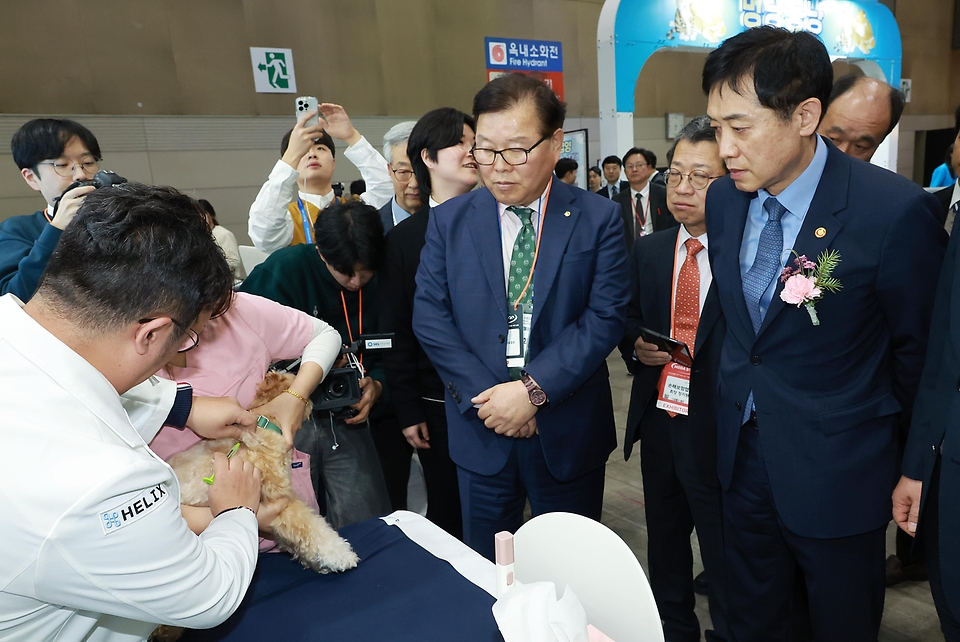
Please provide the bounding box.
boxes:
[152,373,360,642]
[168,371,359,573]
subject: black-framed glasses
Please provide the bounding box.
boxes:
[138,317,200,353]
[391,167,415,183]
[38,156,100,178]
[663,169,722,190]
[472,135,549,166]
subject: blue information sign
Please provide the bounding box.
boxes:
[485,37,563,72]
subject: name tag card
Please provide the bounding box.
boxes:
[656,361,691,416]
[505,306,532,369]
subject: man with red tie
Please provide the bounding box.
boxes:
[620,116,729,642]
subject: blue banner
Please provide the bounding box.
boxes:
[612,0,901,113]
[485,37,563,72]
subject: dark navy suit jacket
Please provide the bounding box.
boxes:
[705,140,946,539]
[412,178,629,481]
[619,228,724,489]
[904,211,960,608]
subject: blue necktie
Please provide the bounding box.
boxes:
[741,197,786,422]
[742,197,786,333]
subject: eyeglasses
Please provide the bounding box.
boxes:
[624,163,648,171]
[138,317,200,353]
[37,156,100,178]
[391,168,415,183]
[664,169,722,190]
[472,135,549,166]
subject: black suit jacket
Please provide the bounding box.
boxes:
[379,200,395,235]
[379,205,443,429]
[618,228,724,487]
[613,182,676,252]
[934,184,954,228]
[598,180,629,199]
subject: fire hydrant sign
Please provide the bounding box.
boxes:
[250,47,297,94]
[485,37,564,101]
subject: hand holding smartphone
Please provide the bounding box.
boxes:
[637,326,692,367]
[295,96,319,128]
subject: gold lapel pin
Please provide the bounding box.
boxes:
[815,227,827,238]
[564,211,571,217]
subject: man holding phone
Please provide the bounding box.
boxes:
[619,116,730,642]
[248,101,394,253]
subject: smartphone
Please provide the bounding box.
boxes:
[637,326,692,367]
[295,96,320,128]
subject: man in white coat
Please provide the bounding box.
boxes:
[0,183,263,641]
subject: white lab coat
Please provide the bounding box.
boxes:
[0,294,259,641]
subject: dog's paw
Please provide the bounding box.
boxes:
[300,536,359,573]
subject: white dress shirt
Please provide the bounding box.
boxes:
[247,136,394,253]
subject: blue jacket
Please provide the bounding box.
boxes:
[413,178,629,481]
[0,211,62,301]
[705,141,945,539]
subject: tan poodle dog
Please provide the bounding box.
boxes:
[168,371,359,573]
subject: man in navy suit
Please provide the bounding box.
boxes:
[894,115,960,640]
[620,115,729,642]
[598,155,629,199]
[413,73,628,560]
[703,27,945,641]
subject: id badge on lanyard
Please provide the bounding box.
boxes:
[655,232,693,416]
[505,302,533,369]
[656,362,690,416]
[296,198,314,244]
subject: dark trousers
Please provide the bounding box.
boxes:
[639,407,729,642]
[369,413,413,511]
[723,422,886,642]
[457,434,605,561]
[419,400,463,539]
[924,456,960,640]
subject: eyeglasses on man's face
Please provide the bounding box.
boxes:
[471,135,549,166]
[138,317,200,353]
[38,156,100,178]
[391,167,415,183]
[663,169,722,190]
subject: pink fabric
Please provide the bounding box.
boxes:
[151,292,320,548]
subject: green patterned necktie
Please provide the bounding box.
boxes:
[507,206,535,380]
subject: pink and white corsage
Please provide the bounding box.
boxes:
[779,250,841,326]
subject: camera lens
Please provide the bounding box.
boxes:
[327,379,347,398]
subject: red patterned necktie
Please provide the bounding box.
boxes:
[674,237,704,356]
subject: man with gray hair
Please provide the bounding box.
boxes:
[379,121,422,233]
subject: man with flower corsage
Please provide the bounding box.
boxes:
[703,26,946,642]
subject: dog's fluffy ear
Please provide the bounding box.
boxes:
[249,372,297,410]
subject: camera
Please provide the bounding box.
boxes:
[51,170,128,218]
[312,333,394,420]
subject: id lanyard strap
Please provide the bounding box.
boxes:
[340,289,362,365]
[631,190,651,234]
[296,197,314,244]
